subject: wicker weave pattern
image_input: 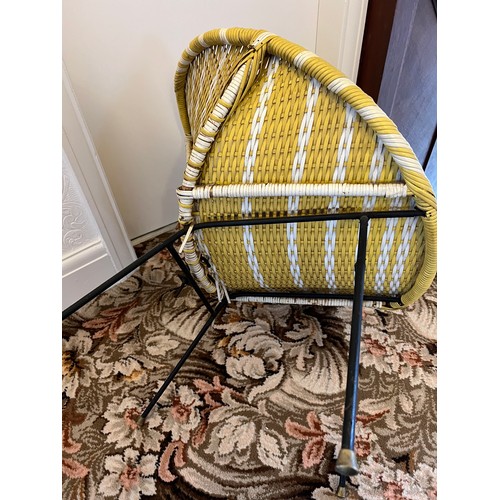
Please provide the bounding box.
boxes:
[174,28,437,307]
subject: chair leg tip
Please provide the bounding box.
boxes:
[336,485,348,498]
[335,448,359,476]
[137,416,146,427]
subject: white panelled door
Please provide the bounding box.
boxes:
[62,66,136,311]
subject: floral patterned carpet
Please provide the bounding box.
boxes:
[62,232,437,500]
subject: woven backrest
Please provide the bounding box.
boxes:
[174,28,437,308]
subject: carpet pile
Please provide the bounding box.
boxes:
[63,232,436,499]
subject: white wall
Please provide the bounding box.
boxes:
[63,0,367,240]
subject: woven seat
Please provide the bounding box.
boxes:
[175,28,437,309]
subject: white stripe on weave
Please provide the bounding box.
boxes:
[219,28,229,45]
[234,296,384,308]
[330,104,357,193]
[286,78,320,288]
[192,182,407,199]
[390,154,423,173]
[377,133,412,149]
[336,104,357,171]
[356,105,388,122]
[369,137,386,182]
[242,225,267,288]
[377,134,424,173]
[242,56,280,213]
[373,197,404,293]
[241,57,280,288]
[363,137,386,211]
[325,221,337,289]
[293,50,317,69]
[178,55,191,67]
[287,222,303,287]
[197,34,209,48]
[327,77,354,94]
[325,103,357,290]
[290,79,321,185]
[389,216,419,294]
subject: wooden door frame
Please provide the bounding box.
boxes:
[356,0,437,172]
[356,0,398,101]
[357,0,437,102]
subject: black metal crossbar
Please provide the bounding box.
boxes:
[62,208,424,320]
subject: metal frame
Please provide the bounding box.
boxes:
[62,208,424,495]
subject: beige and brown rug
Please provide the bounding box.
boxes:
[62,233,437,500]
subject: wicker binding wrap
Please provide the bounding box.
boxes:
[175,28,437,308]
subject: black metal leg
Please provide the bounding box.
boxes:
[138,298,227,425]
[336,475,347,498]
[335,216,369,495]
[62,226,190,320]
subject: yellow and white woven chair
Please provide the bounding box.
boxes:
[63,28,437,497]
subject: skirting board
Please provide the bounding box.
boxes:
[131,222,177,247]
[62,241,118,310]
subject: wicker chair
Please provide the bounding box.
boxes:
[63,28,437,497]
